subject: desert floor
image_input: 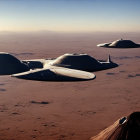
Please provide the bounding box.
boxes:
[0,32,140,140]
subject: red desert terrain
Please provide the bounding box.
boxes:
[0,31,140,140]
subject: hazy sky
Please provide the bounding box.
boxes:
[0,0,140,32]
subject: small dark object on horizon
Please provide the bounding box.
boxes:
[97,39,140,48]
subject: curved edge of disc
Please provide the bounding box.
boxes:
[12,67,96,81]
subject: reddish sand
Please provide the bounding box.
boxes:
[0,32,140,140]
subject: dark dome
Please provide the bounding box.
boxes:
[0,52,29,75]
[51,53,101,71]
[109,39,140,48]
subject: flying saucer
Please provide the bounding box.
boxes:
[97,39,140,48]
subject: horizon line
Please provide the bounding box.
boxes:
[0,30,140,34]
